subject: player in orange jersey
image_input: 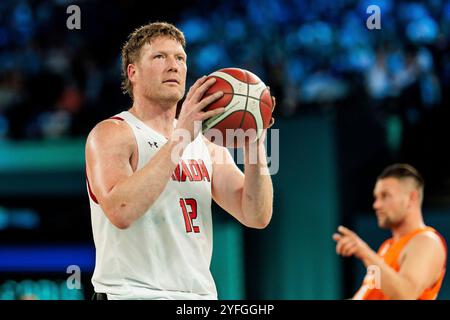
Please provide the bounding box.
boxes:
[333,164,446,299]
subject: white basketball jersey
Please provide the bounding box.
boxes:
[89,111,217,300]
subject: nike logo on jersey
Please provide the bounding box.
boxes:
[171,159,210,182]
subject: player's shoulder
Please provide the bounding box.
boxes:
[86,117,134,148]
[408,229,446,253]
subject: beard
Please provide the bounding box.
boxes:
[378,215,401,230]
[378,217,392,229]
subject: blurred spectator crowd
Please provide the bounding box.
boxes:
[0,0,449,140]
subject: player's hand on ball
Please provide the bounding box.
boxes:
[175,76,225,142]
[252,90,276,146]
[267,89,276,129]
[202,68,273,148]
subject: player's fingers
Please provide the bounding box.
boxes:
[342,242,357,257]
[332,233,342,242]
[342,238,357,255]
[346,245,358,257]
[200,107,226,121]
[347,246,359,257]
[186,76,207,101]
[339,243,353,256]
[336,238,346,255]
[336,241,344,255]
[191,77,217,102]
[336,237,353,255]
[257,129,267,143]
[338,225,356,237]
[266,86,276,112]
[197,91,223,111]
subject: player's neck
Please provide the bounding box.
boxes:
[129,96,177,139]
[391,210,425,240]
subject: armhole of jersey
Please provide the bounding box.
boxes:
[378,239,392,256]
[424,229,447,273]
[128,124,142,171]
[86,175,99,204]
[111,113,142,171]
[397,229,447,274]
[86,115,129,206]
[416,229,447,292]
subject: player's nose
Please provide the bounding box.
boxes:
[373,199,380,210]
[166,56,179,72]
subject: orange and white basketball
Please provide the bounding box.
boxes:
[202,68,273,148]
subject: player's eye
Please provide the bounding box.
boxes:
[177,56,185,62]
[154,54,164,59]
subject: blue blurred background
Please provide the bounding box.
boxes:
[0,0,450,299]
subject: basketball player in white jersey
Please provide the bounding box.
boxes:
[85,22,274,300]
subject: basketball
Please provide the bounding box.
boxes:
[201,68,273,148]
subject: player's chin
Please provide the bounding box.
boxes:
[162,91,184,104]
[377,218,389,230]
[172,88,185,100]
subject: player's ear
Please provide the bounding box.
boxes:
[409,189,419,206]
[128,63,137,84]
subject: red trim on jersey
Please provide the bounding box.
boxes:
[86,170,99,204]
[109,116,124,121]
[434,229,448,270]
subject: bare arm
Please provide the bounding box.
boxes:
[359,232,445,299]
[86,119,185,229]
[333,226,446,299]
[207,134,273,229]
[86,77,224,229]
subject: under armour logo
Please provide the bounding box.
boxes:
[148,141,159,148]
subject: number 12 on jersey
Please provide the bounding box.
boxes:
[179,198,200,233]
